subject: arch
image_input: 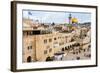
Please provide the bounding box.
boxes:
[62,48,64,51]
[65,47,67,50]
[27,56,32,62]
[46,56,53,61]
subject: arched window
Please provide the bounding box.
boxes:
[65,47,67,50]
[62,48,64,51]
[27,56,32,62]
[46,57,53,61]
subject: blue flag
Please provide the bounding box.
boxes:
[28,11,32,15]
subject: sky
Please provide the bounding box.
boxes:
[23,10,91,24]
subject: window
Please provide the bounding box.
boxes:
[46,46,50,49]
[49,48,52,53]
[65,47,68,50]
[28,46,30,50]
[59,42,64,45]
[66,40,67,43]
[23,31,28,36]
[62,48,64,51]
[27,46,32,50]
[58,37,60,39]
[49,39,52,42]
[44,39,47,44]
[27,56,32,62]
[71,38,74,42]
[58,37,61,39]
[26,32,28,35]
[30,46,32,49]
[28,32,31,35]
[65,36,67,38]
[44,50,47,54]
[54,38,56,40]
[30,31,33,35]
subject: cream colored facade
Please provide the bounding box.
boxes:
[23,30,77,62]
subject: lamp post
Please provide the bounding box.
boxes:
[69,13,72,24]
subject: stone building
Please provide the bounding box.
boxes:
[22,19,91,62]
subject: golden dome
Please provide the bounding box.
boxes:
[71,18,78,23]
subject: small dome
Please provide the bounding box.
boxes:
[72,18,78,23]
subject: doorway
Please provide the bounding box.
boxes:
[27,56,32,62]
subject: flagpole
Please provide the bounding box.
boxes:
[28,11,31,27]
[28,11,32,20]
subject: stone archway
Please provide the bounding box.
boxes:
[46,56,53,61]
[62,48,64,51]
[27,56,32,62]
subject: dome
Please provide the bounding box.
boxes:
[72,18,78,23]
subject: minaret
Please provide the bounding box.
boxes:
[69,13,72,24]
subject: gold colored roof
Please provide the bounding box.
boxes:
[72,18,78,23]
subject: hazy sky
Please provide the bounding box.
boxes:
[23,10,91,24]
